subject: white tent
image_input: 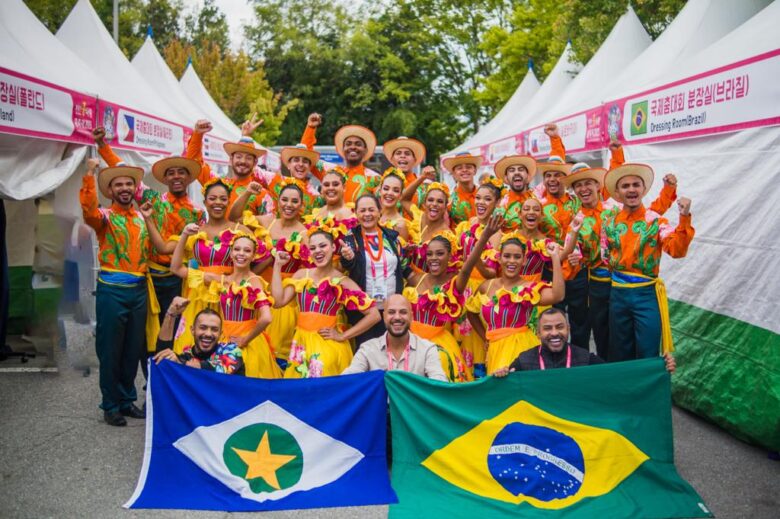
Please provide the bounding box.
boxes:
[487,42,581,160]
[612,0,780,448]
[132,36,235,143]
[544,5,651,124]
[56,0,190,128]
[446,63,540,156]
[519,6,651,162]
[0,0,111,200]
[604,0,771,100]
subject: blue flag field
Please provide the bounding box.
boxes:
[125,360,396,511]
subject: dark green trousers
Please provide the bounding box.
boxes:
[95,281,147,412]
[608,283,661,361]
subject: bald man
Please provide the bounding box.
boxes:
[343,294,446,380]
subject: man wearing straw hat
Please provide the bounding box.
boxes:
[186,118,275,215]
[601,163,694,361]
[300,112,380,203]
[93,128,205,354]
[494,154,537,230]
[442,151,482,225]
[80,158,150,427]
[383,136,433,206]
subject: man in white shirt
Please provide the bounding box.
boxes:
[343,294,447,381]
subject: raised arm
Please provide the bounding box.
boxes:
[170,223,199,279]
[660,198,695,258]
[545,123,566,158]
[539,243,565,305]
[401,166,435,215]
[139,201,175,254]
[93,127,122,167]
[186,120,214,185]
[80,158,106,234]
[301,113,324,181]
[456,214,503,293]
[562,212,584,259]
[648,174,678,215]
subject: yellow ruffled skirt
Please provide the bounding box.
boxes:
[411,321,472,382]
[221,320,281,378]
[485,326,540,374]
[284,312,353,378]
[456,277,488,377]
[173,266,230,354]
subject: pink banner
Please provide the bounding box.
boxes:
[0,66,97,144]
[606,49,780,146]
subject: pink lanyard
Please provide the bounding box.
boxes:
[387,342,411,372]
[538,344,571,370]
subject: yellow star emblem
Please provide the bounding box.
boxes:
[231,431,297,490]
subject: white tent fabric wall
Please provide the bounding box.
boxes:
[446,65,540,156]
[493,42,581,150]
[541,6,651,124]
[604,0,772,100]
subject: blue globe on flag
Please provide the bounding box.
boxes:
[487,422,585,501]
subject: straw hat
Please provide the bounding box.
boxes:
[536,155,573,176]
[151,156,201,185]
[442,152,483,173]
[334,125,377,162]
[223,137,267,159]
[604,163,654,199]
[494,155,536,182]
[280,143,320,166]
[563,162,607,188]
[383,136,426,167]
[98,166,144,198]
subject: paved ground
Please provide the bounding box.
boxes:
[0,321,777,518]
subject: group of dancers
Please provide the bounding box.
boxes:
[81,113,694,424]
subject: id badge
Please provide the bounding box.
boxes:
[372,282,387,303]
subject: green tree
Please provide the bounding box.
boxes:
[183,0,230,54]
[164,39,296,145]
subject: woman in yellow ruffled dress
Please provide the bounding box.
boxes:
[466,234,565,374]
[404,214,503,382]
[166,178,252,353]
[171,231,280,378]
[454,176,505,378]
[240,179,312,369]
[271,226,381,378]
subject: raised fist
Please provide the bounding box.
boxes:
[544,123,559,138]
[677,197,691,216]
[307,113,322,128]
[194,119,213,134]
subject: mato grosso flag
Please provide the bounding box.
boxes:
[125,361,396,511]
[386,358,711,518]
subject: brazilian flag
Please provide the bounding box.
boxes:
[386,358,711,518]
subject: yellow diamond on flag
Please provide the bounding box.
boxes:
[421,400,649,510]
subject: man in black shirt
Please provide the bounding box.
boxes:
[153,297,245,375]
[495,308,676,374]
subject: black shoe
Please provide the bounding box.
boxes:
[104,411,127,427]
[120,404,146,419]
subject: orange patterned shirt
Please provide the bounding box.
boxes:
[80,175,150,273]
[97,144,204,266]
[601,205,694,278]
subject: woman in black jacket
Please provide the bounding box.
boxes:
[341,194,410,347]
